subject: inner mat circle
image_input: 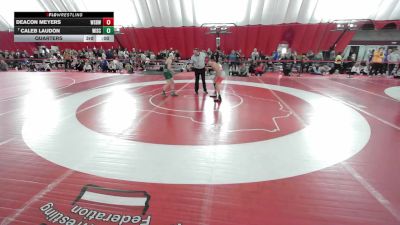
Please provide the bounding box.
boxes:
[75,85,311,145]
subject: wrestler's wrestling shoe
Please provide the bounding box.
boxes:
[214,96,222,102]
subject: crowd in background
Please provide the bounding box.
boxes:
[0,45,399,78]
[0,47,182,73]
[220,47,400,77]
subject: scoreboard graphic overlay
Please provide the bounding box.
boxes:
[14,12,114,42]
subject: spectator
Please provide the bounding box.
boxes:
[281,53,294,76]
[238,63,248,76]
[211,49,221,63]
[300,54,310,73]
[360,61,369,75]
[272,50,280,61]
[149,52,156,60]
[314,51,323,61]
[259,51,266,60]
[115,59,123,73]
[263,56,273,71]
[248,61,256,76]
[38,60,51,72]
[100,58,109,72]
[26,56,37,71]
[255,63,265,76]
[174,50,181,60]
[311,64,330,75]
[306,50,314,60]
[345,50,356,72]
[388,48,400,76]
[63,49,72,71]
[50,55,58,69]
[330,52,343,74]
[382,48,390,75]
[125,63,134,74]
[349,62,368,75]
[206,48,213,57]
[251,48,260,61]
[369,47,384,76]
[329,49,336,60]
[83,61,93,72]
[228,50,239,74]
[0,60,8,71]
[109,60,117,73]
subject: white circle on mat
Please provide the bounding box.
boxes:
[148,90,243,113]
[384,86,400,101]
[22,80,371,184]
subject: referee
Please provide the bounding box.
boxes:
[190,48,208,94]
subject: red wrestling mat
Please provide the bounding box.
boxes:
[76,84,312,145]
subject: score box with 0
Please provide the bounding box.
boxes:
[103,26,114,34]
[91,27,114,34]
[102,18,114,26]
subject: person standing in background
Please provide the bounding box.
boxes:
[369,47,384,76]
[228,50,239,75]
[251,48,260,62]
[63,49,72,72]
[388,48,400,76]
[330,52,342,74]
[382,49,389,75]
[190,48,208,95]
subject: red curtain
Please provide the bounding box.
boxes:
[0,23,359,57]
[0,31,38,52]
[118,23,356,58]
[4,20,400,57]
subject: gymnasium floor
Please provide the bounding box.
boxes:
[0,71,400,225]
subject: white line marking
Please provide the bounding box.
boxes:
[0,170,74,225]
[76,87,163,114]
[0,109,17,117]
[107,84,294,133]
[329,79,400,102]
[335,97,368,108]
[0,76,76,103]
[0,93,70,117]
[0,78,132,118]
[292,78,400,220]
[342,162,400,222]
[84,78,131,92]
[226,86,293,132]
[149,88,244,113]
[361,78,400,88]
[199,184,214,225]
[1,78,155,223]
[293,79,400,131]
[0,138,15,146]
[256,76,308,125]
[384,86,400,101]
[121,82,193,136]
[137,109,289,133]
[22,79,371,184]
[321,93,400,131]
